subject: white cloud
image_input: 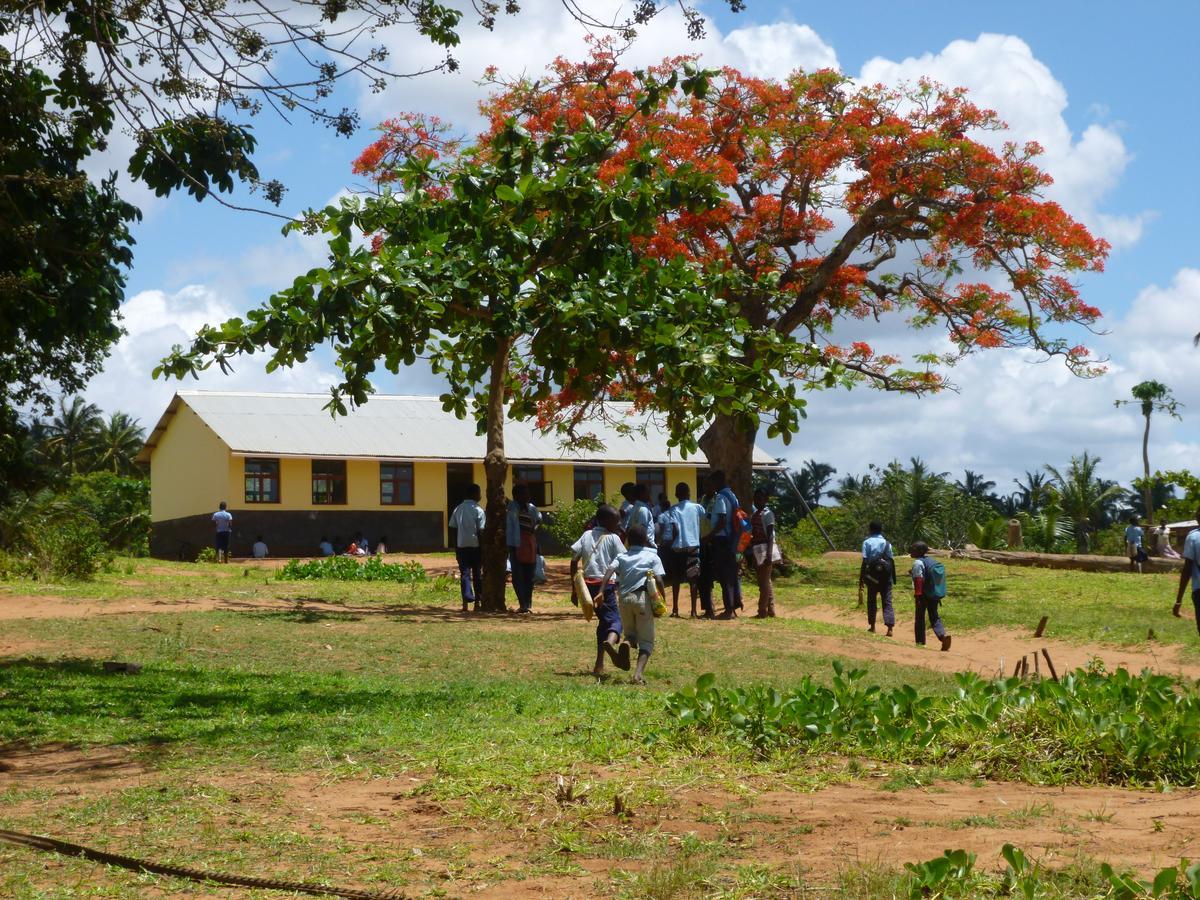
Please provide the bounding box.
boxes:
[859,33,1148,250]
[766,268,1200,490]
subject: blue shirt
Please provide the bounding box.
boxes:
[1124,525,1144,548]
[1184,530,1200,591]
[671,500,705,549]
[505,500,541,547]
[710,488,738,537]
[571,527,625,580]
[630,501,657,547]
[862,534,892,562]
[212,509,232,532]
[601,545,666,596]
[450,499,485,548]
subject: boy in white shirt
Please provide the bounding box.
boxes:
[571,505,628,675]
[449,484,486,611]
[593,524,666,685]
[669,482,706,617]
[251,535,268,559]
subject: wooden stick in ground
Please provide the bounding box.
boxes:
[1012,656,1023,678]
[1034,616,1048,638]
[1033,650,1040,677]
[1040,648,1059,681]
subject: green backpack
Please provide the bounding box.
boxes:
[921,557,947,600]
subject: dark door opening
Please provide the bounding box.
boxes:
[445,463,475,549]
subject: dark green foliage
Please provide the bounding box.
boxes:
[544,498,605,553]
[278,556,428,583]
[665,665,1200,786]
[30,518,112,581]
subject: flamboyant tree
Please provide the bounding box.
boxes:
[1115,380,1181,519]
[157,64,788,610]
[492,51,1111,501]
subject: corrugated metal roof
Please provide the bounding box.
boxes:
[139,391,780,467]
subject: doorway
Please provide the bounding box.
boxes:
[445,463,475,548]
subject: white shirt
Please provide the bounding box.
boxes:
[1184,530,1200,591]
[450,499,486,548]
[571,527,626,580]
[252,541,268,558]
[630,501,657,547]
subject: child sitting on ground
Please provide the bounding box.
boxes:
[593,524,666,685]
[570,505,629,676]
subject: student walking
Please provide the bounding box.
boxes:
[669,482,705,617]
[749,489,778,618]
[506,483,542,614]
[707,470,744,617]
[571,505,629,675]
[909,541,951,651]
[1172,506,1200,633]
[450,484,486,611]
[212,501,232,563]
[594,524,666,685]
[696,490,717,618]
[1125,516,1146,573]
[860,521,896,636]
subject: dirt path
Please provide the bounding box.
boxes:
[3,744,1198,893]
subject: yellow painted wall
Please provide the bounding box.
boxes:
[150,403,232,522]
[224,457,449,512]
[666,466,699,499]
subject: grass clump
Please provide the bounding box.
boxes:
[665,663,1200,786]
[277,556,427,583]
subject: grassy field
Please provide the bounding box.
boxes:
[1,554,1198,897]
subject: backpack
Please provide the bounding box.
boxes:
[920,557,947,600]
[863,555,891,589]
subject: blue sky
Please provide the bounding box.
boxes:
[89,0,1200,490]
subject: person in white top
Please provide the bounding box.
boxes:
[570,505,628,676]
[449,484,486,611]
[592,523,666,685]
[748,489,778,617]
[630,483,657,548]
[668,482,706,618]
[251,535,268,559]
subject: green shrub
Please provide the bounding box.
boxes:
[31,518,110,580]
[544,497,602,553]
[195,547,218,563]
[665,665,1200,786]
[277,555,428,583]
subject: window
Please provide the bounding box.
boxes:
[636,467,667,505]
[380,462,414,506]
[573,466,605,502]
[244,458,280,504]
[311,459,347,505]
[513,464,552,507]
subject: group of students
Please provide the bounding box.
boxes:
[859,521,953,651]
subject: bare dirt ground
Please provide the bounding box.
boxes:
[2,744,1198,895]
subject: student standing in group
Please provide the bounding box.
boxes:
[860,521,896,636]
[1125,515,1146,574]
[630,483,657,549]
[450,484,486,612]
[212,501,232,563]
[506,483,542,614]
[909,541,951,651]
[571,505,629,675]
[749,489,778,618]
[593,524,666,685]
[668,483,705,618]
[618,482,637,535]
[1173,507,1200,631]
[655,493,674,551]
[696,489,717,618]
[707,470,744,618]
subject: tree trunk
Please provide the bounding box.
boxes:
[1141,411,1153,521]
[480,342,512,612]
[698,412,756,507]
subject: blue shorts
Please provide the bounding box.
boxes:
[591,582,621,645]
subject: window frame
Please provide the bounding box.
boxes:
[244,457,281,504]
[636,467,667,506]
[512,464,552,508]
[379,461,415,507]
[311,459,348,505]
[573,466,605,503]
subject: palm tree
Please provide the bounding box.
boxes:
[828,473,872,504]
[44,396,102,475]
[792,459,837,509]
[1045,453,1125,553]
[90,412,146,476]
[956,469,998,508]
[1013,470,1052,515]
[900,457,949,543]
[1115,380,1181,519]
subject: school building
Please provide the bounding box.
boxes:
[138,391,778,559]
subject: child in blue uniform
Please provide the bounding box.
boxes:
[571,505,629,676]
[594,524,666,685]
